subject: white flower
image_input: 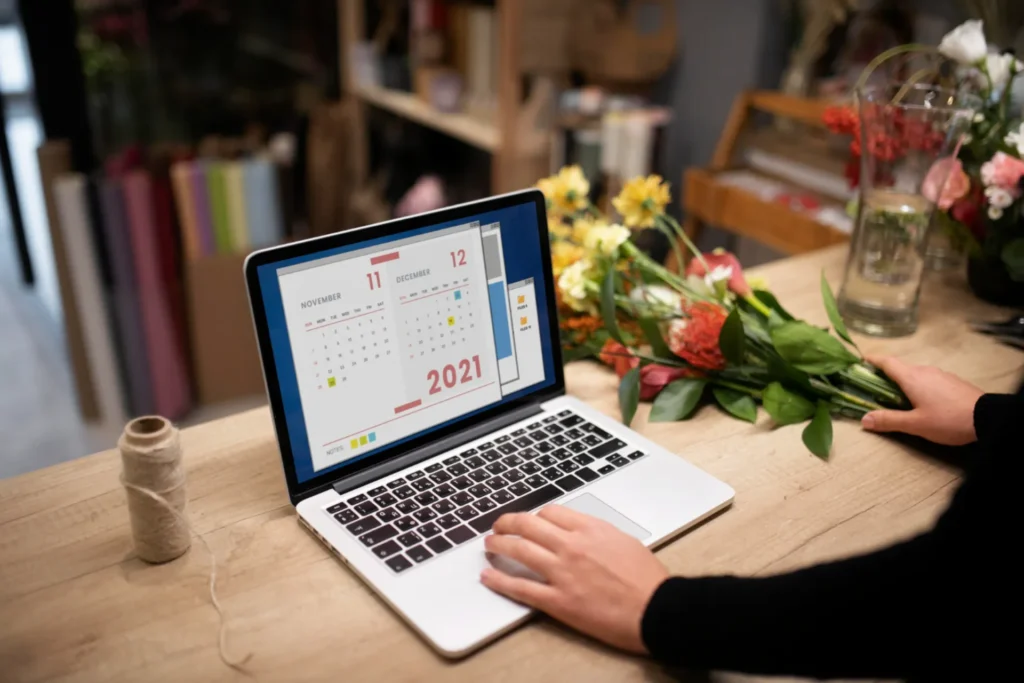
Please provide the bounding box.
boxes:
[988,205,1004,220]
[629,284,681,313]
[684,274,714,298]
[985,185,1014,209]
[1005,122,1024,156]
[974,112,985,123]
[938,19,987,65]
[704,265,733,298]
[582,223,630,255]
[557,259,594,313]
[985,52,1020,90]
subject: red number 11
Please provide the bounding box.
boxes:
[366,271,381,289]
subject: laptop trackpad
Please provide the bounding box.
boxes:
[564,494,651,541]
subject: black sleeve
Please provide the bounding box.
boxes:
[641,393,1022,680]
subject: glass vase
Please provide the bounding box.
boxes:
[837,84,977,337]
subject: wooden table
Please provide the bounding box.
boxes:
[2,246,1021,683]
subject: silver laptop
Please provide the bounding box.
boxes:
[244,190,734,657]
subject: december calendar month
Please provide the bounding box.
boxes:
[279,222,516,472]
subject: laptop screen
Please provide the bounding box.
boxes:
[255,198,558,485]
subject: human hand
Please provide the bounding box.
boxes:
[480,505,669,654]
[860,356,984,446]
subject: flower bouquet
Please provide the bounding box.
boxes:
[540,167,907,459]
[825,19,1024,304]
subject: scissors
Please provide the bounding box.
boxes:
[970,314,1024,349]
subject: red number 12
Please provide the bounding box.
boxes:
[450,249,466,267]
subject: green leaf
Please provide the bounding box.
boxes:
[618,367,641,426]
[718,308,746,365]
[762,381,816,426]
[601,268,624,344]
[766,354,813,390]
[820,271,857,348]
[638,317,673,360]
[1001,238,1024,281]
[711,386,757,423]
[649,378,707,422]
[801,401,834,460]
[753,290,794,321]
[770,320,859,375]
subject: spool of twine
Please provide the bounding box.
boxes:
[118,415,250,669]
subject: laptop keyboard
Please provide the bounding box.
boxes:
[323,409,647,574]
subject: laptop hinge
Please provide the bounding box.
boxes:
[331,402,545,496]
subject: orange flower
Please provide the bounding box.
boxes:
[598,339,639,378]
[667,302,728,370]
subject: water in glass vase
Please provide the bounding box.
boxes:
[838,190,930,337]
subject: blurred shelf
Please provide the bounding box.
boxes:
[354,83,499,152]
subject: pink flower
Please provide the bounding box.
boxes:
[922,157,970,210]
[684,251,752,297]
[980,152,1024,192]
[639,364,695,400]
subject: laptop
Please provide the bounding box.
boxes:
[244,189,734,657]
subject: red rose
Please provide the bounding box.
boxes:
[639,364,695,400]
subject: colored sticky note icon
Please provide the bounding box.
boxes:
[517,295,525,304]
[447,316,455,326]
[520,316,528,325]
[454,290,462,300]
[350,438,359,449]
[360,435,368,445]
[369,432,376,443]
[327,376,336,387]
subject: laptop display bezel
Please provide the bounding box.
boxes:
[245,189,566,504]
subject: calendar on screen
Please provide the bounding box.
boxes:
[278,222,505,472]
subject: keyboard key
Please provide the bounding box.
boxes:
[387,478,406,489]
[468,484,493,498]
[536,441,554,453]
[528,430,548,442]
[418,522,442,538]
[542,415,558,424]
[434,484,456,498]
[536,455,557,468]
[396,500,419,514]
[359,524,397,547]
[407,545,432,563]
[557,409,572,417]
[425,463,443,473]
[609,455,630,467]
[451,476,473,491]
[557,461,579,473]
[525,474,548,489]
[468,469,490,483]
[451,492,474,507]
[485,462,509,475]
[406,470,425,481]
[429,471,452,484]
[504,469,525,483]
[354,501,379,516]
[520,448,539,460]
[478,441,495,450]
[578,421,597,432]
[565,428,584,440]
[368,486,387,497]
[590,439,627,459]
[470,485,563,533]
[555,474,584,492]
[527,421,542,429]
[573,454,595,466]
[513,437,533,449]
[413,508,437,523]
[377,508,400,522]
[436,514,460,530]
[426,536,453,554]
[541,467,561,480]
[397,531,422,548]
[481,449,501,462]
[550,435,569,447]
[394,516,418,531]
[521,462,541,475]
[446,526,477,545]
[327,502,347,514]
[508,482,532,497]
[393,486,415,500]
[560,414,584,427]
[511,428,527,437]
[577,468,599,483]
[346,516,380,535]
[373,540,402,559]
[334,510,358,524]
[461,447,478,457]
[473,497,497,512]
[455,506,480,521]
[447,463,469,476]
[347,493,367,505]
[591,427,613,440]
[385,555,413,573]
[501,454,524,468]
[552,448,571,461]
[411,479,434,492]
[432,500,456,514]
[545,424,564,435]
[582,435,603,447]
[598,464,616,475]
[627,450,646,460]
[464,456,485,469]
[567,442,588,454]
[443,455,461,466]
[495,435,511,444]
[414,491,438,506]
[497,443,518,455]
[485,476,509,490]
[492,489,514,504]
[373,493,397,508]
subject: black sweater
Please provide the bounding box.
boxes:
[641,393,1021,680]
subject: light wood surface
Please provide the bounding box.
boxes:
[2,246,1021,683]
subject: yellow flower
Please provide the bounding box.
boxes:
[548,217,572,241]
[551,240,585,277]
[582,223,630,256]
[557,259,596,313]
[612,175,671,229]
[537,165,591,217]
[570,217,599,244]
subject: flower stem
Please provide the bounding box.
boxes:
[712,379,763,399]
[742,293,774,318]
[659,214,710,273]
